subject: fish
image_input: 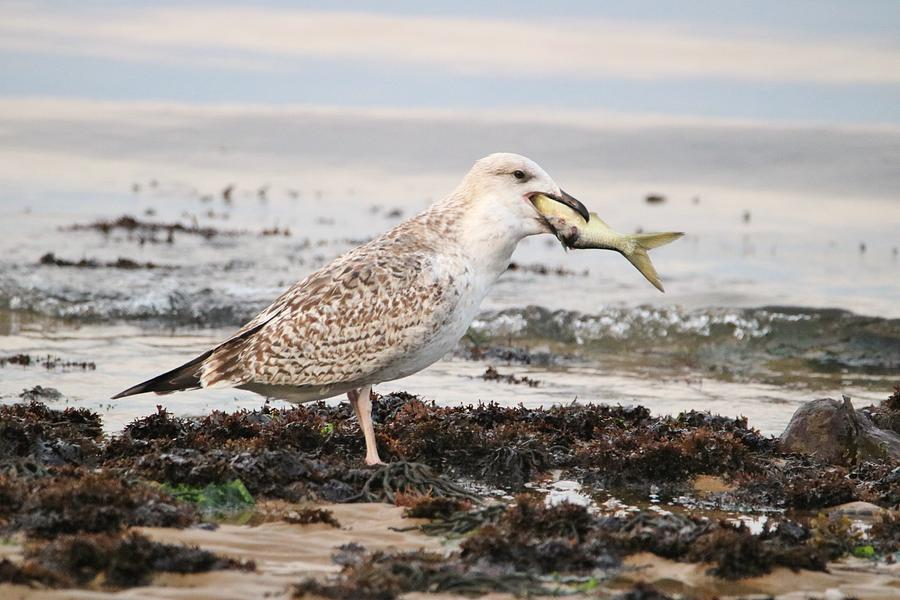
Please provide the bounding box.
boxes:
[532,193,684,292]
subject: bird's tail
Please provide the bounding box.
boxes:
[111,349,213,398]
[111,320,269,399]
[624,231,684,293]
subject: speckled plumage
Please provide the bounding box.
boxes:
[113,153,577,464]
[202,200,479,401]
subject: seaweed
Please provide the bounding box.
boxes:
[412,504,507,537]
[616,583,673,600]
[686,522,822,578]
[162,479,255,515]
[0,354,32,367]
[730,457,859,510]
[809,512,864,560]
[18,386,64,402]
[343,461,480,504]
[453,495,832,581]
[459,496,619,574]
[284,507,341,528]
[506,261,587,277]
[480,365,541,386]
[0,394,893,594]
[1,354,96,370]
[12,470,196,538]
[0,401,103,471]
[65,215,228,241]
[394,491,473,520]
[867,510,900,554]
[293,549,545,600]
[0,557,63,587]
[23,532,253,588]
[865,386,900,435]
[39,252,165,270]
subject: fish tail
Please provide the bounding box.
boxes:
[632,231,684,250]
[625,232,684,292]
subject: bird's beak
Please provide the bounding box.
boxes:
[537,190,590,222]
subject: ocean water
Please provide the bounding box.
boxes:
[1,100,898,435]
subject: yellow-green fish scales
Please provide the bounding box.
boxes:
[532,193,684,292]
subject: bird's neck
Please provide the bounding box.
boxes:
[426,189,524,279]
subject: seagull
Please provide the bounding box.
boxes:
[112,153,589,465]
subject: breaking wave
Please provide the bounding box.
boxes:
[2,262,899,374]
[471,305,900,373]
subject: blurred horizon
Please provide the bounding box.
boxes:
[2,0,899,126]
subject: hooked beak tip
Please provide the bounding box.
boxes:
[551,189,589,222]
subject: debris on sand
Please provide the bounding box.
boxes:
[283,507,341,528]
[19,386,64,402]
[293,548,544,599]
[14,470,197,538]
[0,401,103,471]
[0,354,35,367]
[459,342,565,366]
[63,215,300,243]
[864,385,900,435]
[295,494,881,599]
[457,495,845,579]
[260,226,291,237]
[1,354,96,370]
[645,194,666,204]
[480,365,541,387]
[2,532,253,589]
[39,252,166,270]
[65,215,228,241]
[394,491,473,520]
[506,261,587,277]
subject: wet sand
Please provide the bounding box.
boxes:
[3,503,898,599]
[1,503,439,600]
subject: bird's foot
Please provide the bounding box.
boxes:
[364,454,384,466]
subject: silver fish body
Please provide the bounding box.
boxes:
[532,194,684,292]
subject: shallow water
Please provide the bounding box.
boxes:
[0,101,898,434]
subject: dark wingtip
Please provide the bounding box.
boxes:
[110,349,213,400]
[111,380,160,399]
[109,319,267,401]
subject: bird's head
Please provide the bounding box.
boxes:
[459,153,588,239]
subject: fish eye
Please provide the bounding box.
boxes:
[513,170,526,180]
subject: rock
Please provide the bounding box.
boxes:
[779,396,900,465]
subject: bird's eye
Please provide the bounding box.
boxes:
[513,170,526,180]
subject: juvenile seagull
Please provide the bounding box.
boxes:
[113,153,588,465]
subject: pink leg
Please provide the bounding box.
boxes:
[347,384,383,465]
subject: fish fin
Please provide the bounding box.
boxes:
[632,231,684,250]
[624,247,665,292]
[625,232,684,292]
[587,212,610,228]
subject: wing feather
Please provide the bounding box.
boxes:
[199,237,457,390]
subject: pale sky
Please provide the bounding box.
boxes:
[1,0,899,124]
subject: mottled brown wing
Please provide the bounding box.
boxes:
[199,244,453,390]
